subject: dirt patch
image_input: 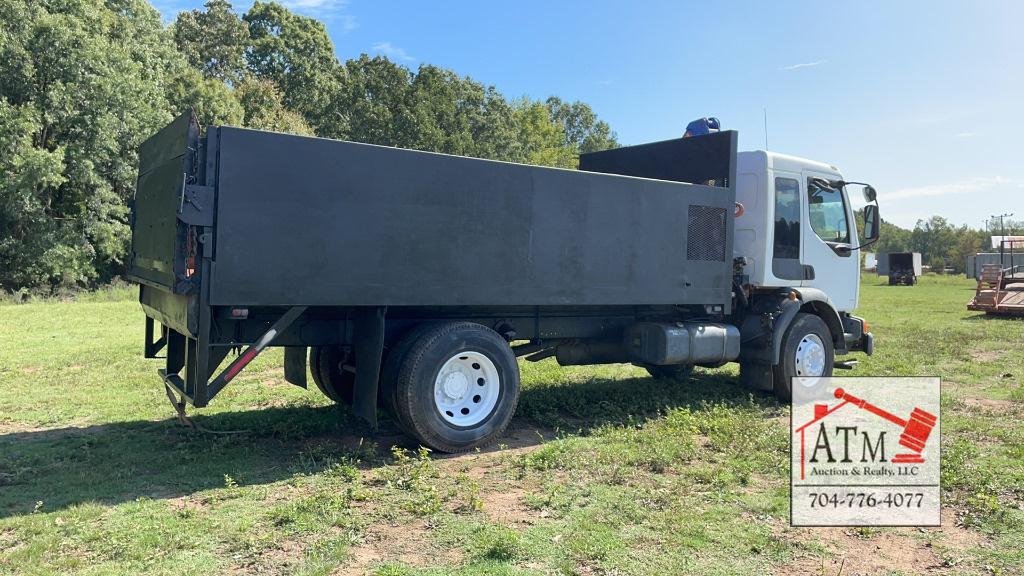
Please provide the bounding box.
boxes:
[233,537,308,575]
[168,495,210,514]
[0,418,98,437]
[775,510,986,575]
[334,518,461,575]
[960,397,1017,411]
[955,396,1023,426]
[0,527,21,553]
[969,350,1001,362]
[486,423,554,456]
[481,484,536,525]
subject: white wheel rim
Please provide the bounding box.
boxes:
[434,351,500,427]
[795,333,826,381]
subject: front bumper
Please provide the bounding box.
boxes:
[859,332,874,356]
[842,314,874,356]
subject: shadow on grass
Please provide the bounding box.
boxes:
[0,370,770,518]
[962,312,1024,321]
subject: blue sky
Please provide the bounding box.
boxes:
[153,0,1024,229]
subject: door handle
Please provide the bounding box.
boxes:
[803,265,816,280]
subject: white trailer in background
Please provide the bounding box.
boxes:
[863,252,877,271]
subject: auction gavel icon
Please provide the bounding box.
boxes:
[833,388,937,464]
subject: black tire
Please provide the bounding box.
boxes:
[388,322,519,453]
[309,345,355,405]
[309,346,328,398]
[645,364,694,383]
[772,313,834,402]
[379,323,440,434]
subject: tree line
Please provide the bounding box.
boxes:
[2,1,1008,294]
[0,0,618,293]
[866,215,1024,273]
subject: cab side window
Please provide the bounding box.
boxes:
[807,181,850,243]
[773,177,801,259]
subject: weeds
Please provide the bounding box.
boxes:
[1,275,1022,574]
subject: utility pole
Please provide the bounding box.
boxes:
[992,212,1013,267]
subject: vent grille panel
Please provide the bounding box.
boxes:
[687,205,727,261]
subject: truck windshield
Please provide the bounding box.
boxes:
[807,182,850,244]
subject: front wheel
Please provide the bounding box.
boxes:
[382,322,520,453]
[772,313,834,402]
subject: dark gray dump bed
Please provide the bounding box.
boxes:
[208,127,735,307]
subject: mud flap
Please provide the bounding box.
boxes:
[284,347,308,388]
[352,307,386,427]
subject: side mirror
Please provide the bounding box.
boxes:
[862,185,877,203]
[863,205,880,241]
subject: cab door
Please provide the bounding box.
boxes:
[800,170,859,311]
[769,172,808,286]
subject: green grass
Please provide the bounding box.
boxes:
[1,274,1022,575]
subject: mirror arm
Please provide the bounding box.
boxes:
[847,237,880,252]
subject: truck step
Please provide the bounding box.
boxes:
[834,359,859,370]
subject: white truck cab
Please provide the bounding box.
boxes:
[730,149,879,400]
[735,151,862,311]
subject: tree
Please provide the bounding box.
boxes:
[166,67,244,127]
[0,0,188,291]
[513,101,576,168]
[545,96,618,153]
[910,216,957,268]
[235,76,311,134]
[949,225,984,274]
[172,0,250,84]
[325,54,412,144]
[244,1,341,131]
[400,65,527,161]
[0,0,618,292]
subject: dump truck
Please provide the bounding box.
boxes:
[127,111,879,453]
[879,252,921,285]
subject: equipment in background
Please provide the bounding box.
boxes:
[878,252,921,285]
[966,252,1024,279]
[967,242,1024,316]
[684,117,721,138]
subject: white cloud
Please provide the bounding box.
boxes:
[886,176,1021,201]
[955,131,975,138]
[779,60,826,71]
[595,79,614,86]
[371,41,415,62]
[273,0,358,30]
[154,0,358,31]
[339,13,358,33]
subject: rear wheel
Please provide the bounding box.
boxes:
[772,313,834,402]
[645,364,694,383]
[383,322,519,453]
[309,346,355,405]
